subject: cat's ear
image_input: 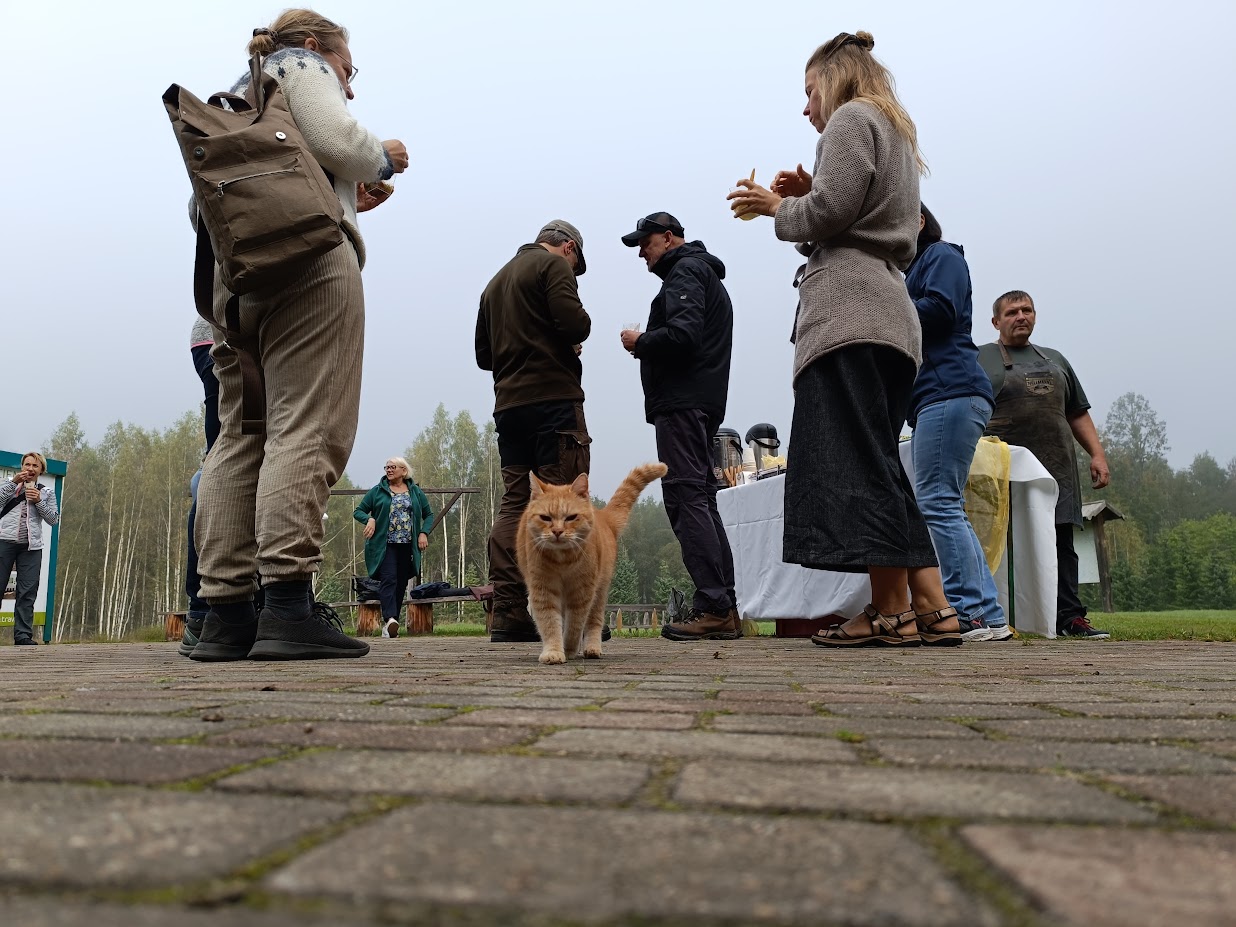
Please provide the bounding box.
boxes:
[529,471,545,499]
[570,473,589,499]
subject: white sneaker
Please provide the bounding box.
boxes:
[383,619,399,639]
[987,624,1014,641]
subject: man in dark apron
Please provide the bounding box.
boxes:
[978,290,1112,638]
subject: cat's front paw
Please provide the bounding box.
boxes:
[583,645,602,659]
[538,649,567,665]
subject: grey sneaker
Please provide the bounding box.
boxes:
[958,616,994,642]
[178,613,205,657]
[987,624,1015,641]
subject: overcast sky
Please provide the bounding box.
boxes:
[3,0,1233,498]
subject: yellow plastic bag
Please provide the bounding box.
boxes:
[963,436,1011,573]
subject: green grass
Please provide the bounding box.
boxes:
[1083,610,1236,642]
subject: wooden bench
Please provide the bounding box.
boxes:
[164,611,187,641]
[336,595,488,636]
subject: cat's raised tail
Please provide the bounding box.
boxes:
[603,462,669,534]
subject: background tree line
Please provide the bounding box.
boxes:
[1080,392,1236,611]
[38,404,692,639]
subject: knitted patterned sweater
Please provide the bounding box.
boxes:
[227,48,392,269]
[774,101,921,380]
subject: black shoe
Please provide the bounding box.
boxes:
[1057,615,1111,640]
[14,637,37,647]
[178,613,205,657]
[490,624,612,643]
[248,601,370,660]
[190,604,258,661]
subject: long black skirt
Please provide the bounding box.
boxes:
[783,344,938,573]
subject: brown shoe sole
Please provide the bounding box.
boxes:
[661,628,741,642]
[811,632,921,648]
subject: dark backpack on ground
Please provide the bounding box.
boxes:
[162,53,345,434]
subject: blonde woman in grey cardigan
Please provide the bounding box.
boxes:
[728,31,962,649]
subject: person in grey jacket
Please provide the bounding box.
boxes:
[0,452,60,646]
[727,31,962,649]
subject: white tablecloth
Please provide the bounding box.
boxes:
[717,442,1060,637]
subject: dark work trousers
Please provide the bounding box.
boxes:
[488,401,591,625]
[185,344,221,618]
[654,409,736,616]
[1055,524,1088,626]
[375,541,416,620]
[0,540,42,643]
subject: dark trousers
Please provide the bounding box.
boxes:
[654,410,736,615]
[0,540,42,642]
[1056,524,1087,626]
[375,542,416,620]
[488,401,590,624]
[185,344,220,617]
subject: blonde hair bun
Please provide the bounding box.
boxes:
[855,31,875,49]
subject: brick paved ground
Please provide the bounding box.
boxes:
[1,637,1234,926]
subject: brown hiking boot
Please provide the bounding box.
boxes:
[490,603,539,643]
[662,608,740,642]
[728,607,744,639]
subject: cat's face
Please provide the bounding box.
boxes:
[525,472,594,552]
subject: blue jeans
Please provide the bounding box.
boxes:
[912,396,1007,628]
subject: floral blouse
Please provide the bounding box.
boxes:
[387,491,413,543]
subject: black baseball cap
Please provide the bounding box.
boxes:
[621,212,685,247]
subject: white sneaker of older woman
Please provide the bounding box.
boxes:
[383,618,399,639]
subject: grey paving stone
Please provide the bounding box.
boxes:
[1068,701,1236,719]
[870,737,1236,774]
[962,825,1236,927]
[711,697,818,715]
[4,695,223,714]
[677,759,1155,822]
[388,695,598,710]
[0,712,252,740]
[218,749,650,802]
[709,714,982,739]
[534,728,858,762]
[1108,775,1236,825]
[0,782,349,889]
[445,708,697,730]
[829,702,1058,719]
[209,721,534,751]
[978,718,1236,741]
[1197,740,1236,758]
[203,702,455,723]
[600,697,709,712]
[0,740,273,784]
[0,898,355,927]
[267,803,997,926]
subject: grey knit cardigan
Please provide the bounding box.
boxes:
[774,101,922,382]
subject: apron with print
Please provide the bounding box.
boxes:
[986,343,1082,526]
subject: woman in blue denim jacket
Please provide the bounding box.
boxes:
[906,206,1010,641]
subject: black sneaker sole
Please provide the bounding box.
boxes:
[248,640,370,660]
[661,628,741,642]
[189,642,253,662]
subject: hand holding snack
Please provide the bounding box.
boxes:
[24,483,40,502]
[357,181,392,212]
[727,174,783,219]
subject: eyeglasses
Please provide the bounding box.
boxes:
[312,36,358,83]
[383,465,399,470]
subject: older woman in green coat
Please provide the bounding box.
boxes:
[353,457,434,638]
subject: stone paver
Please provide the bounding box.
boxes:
[267,803,999,925]
[217,749,651,802]
[869,736,1236,773]
[674,759,1155,822]
[962,825,1236,927]
[0,740,273,784]
[0,782,350,889]
[2,637,1234,925]
[1108,774,1236,825]
[535,727,859,762]
[209,721,534,751]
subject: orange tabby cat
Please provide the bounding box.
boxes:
[517,463,668,664]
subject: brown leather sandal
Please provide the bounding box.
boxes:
[915,606,963,647]
[812,605,921,647]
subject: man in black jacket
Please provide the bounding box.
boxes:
[620,212,739,641]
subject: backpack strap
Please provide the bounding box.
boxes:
[194,219,266,435]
